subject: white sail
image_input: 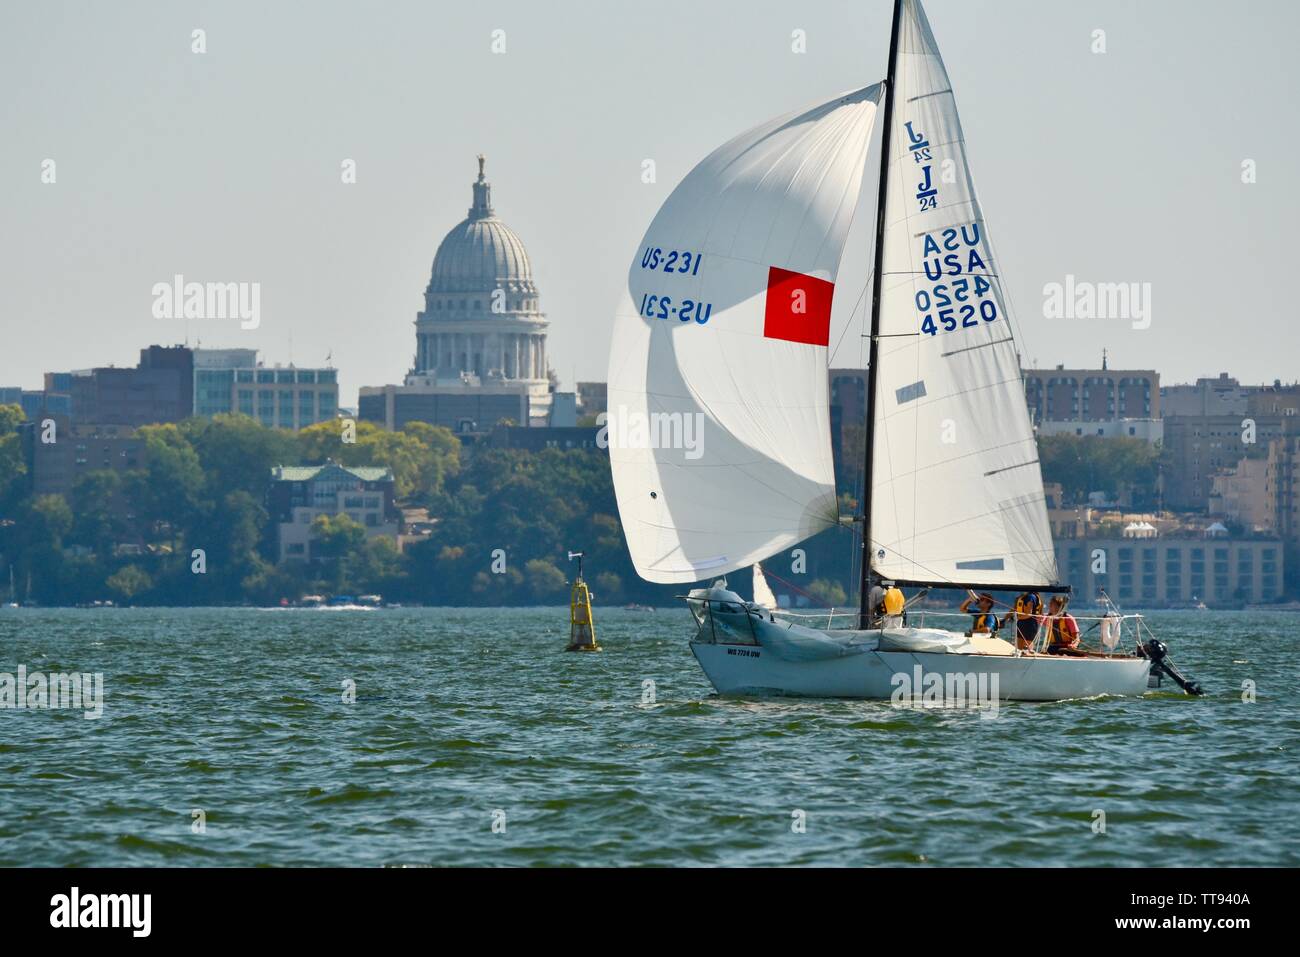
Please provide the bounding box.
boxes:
[868,0,1058,589]
[609,85,882,584]
[752,563,778,610]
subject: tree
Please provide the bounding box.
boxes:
[69,471,124,556]
[106,564,152,602]
[1038,434,1160,506]
[297,419,460,502]
[0,404,24,435]
[21,494,73,550]
[181,414,298,499]
[0,404,26,513]
[311,513,368,592]
[524,559,566,602]
[806,578,847,607]
[128,424,204,542]
[594,571,622,604]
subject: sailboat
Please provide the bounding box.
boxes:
[608,0,1198,701]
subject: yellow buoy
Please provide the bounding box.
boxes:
[566,551,601,651]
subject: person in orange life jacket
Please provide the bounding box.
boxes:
[958,591,1000,636]
[1001,590,1042,651]
[881,585,905,628]
[1044,595,1084,655]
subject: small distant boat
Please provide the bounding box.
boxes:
[622,603,655,613]
[4,567,17,608]
[356,595,384,607]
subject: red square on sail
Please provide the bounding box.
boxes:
[763,267,834,346]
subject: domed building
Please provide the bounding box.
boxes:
[359,156,553,432]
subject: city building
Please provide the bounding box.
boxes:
[0,387,71,420]
[1210,458,1273,533]
[1055,534,1283,607]
[1160,374,1300,511]
[549,392,577,427]
[268,463,400,562]
[1264,436,1300,546]
[487,424,603,452]
[19,414,145,502]
[1160,372,1254,417]
[1161,411,1296,510]
[360,156,553,435]
[1022,361,1161,443]
[64,345,194,427]
[192,348,338,430]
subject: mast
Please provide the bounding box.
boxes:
[859,0,903,628]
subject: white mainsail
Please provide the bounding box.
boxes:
[867,0,1058,589]
[608,85,882,584]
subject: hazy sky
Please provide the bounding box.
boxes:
[2,0,1295,406]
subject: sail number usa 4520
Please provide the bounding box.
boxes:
[914,223,998,337]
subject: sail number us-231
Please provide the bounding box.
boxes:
[638,245,712,325]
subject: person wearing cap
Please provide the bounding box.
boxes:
[958,591,1000,636]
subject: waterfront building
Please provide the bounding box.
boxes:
[268,463,400,562]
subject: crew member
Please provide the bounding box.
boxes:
[881,584,905,628]
[958,591,1000,636]
[867,581,885,628]
[1044,595,1083,655]
[1002,590,1042,651]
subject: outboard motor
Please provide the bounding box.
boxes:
[1138,639,1204,696]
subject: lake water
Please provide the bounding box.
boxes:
[0,606,1296,866]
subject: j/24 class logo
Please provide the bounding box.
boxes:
[906,121,938,212]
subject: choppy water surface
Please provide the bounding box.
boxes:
[0,607,1296,866]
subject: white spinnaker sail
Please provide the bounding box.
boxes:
[752,563,778,610]
[869,0,1058,588]
[609,85,882,584]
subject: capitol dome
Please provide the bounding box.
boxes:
[426,156,537,297]
[412,156,549,388]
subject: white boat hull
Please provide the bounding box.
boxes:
[690,640,1152,702]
